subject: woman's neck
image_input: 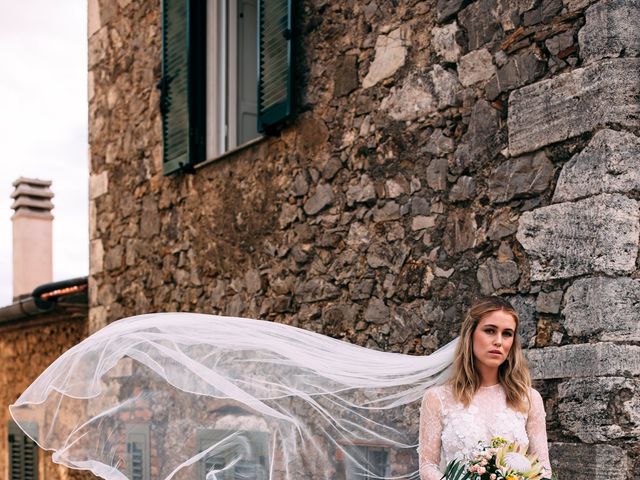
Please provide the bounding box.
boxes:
[477,365,499,387]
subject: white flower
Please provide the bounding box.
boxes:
[504,452,532,473]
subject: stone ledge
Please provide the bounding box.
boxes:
[553,129,640,203]
[579,0,640,65]
[564,277,640,341]
[549,442,629,480]
[516,194,639,281]
[508,58,640,155]
[527,343,640,379]
[557,376,640,443]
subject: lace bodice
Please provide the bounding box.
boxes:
[418,384,552,479]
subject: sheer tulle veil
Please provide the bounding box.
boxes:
[10,312,457,479]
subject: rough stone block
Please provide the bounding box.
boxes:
[443,209,480,255]
[487,209,518,240]
[527,343,640,379]
[431,22,462,62]
[449,176,476,201]
[476,258,520,295]
[453,100,504,172]
[557,377,640,442]
[89,171,108,200]
[303,183,335,215]
[508,58,640,155]
[88,0,101,38]
[506,295,537,347]
[426,158,449,191]
[426,129,455,156]
[516,194,639,281]
[553,129,640,203]
[563,276,640,341]
[579,0,640,65]
[362,28,408,89]
[523,0,563,25]
[334,55,359,97]
[381,67,459,121]
[550,443,630,480]
[436,0,465,22]
[545,31,574,56]
[381,75,436,121]
[488,151,554,202]
[346,175,376,206]
[485,49,547,99]
[90,239,104,274]
[458,49,496,86]
[459,0,500,50]
[536,290,562,314]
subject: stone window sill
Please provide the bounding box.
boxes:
[195,135,267,171]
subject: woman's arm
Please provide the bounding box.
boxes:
[418,388,444,480]
[527,388,552,477]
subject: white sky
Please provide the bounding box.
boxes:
[0,0,88,305]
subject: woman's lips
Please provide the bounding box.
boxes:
[488,351,502,356]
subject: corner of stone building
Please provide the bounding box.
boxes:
[85,0,640,476]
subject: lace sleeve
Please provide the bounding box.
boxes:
[418,388,444,480]
[527,388,552,477]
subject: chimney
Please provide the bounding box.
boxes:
[11,177,54,299]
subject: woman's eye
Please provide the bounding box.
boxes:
[485,329,495,334]
[504,332,513,337]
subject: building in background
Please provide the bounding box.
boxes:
[1,178,88,480]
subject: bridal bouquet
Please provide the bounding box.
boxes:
[442,436,553,480]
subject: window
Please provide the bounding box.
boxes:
[126,425,150,480]
[161,0,294,175]
[344,445,390,480]
[207,0,259,157]
[198,429,269,480]
[8,421,38,480]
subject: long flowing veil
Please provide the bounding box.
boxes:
[10,312,457,480]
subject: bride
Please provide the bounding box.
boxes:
[418,296,553,479]
[10,296,551,479]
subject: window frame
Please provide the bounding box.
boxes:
[343,443,391,480]
[197,428,270,480]
[126,424,150,480]
[161,0,293,175]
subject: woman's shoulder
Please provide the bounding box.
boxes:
[527,386,545,411]
[423,383,453,403]
[527,386,543,402]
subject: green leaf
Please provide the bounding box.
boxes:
[442,459,472,480]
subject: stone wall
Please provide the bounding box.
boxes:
[0,315,89,480]
[88,0,640,478]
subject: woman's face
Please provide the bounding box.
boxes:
[472,309,517,370]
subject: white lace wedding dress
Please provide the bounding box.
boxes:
[418,383,552,479]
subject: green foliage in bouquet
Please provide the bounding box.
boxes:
[441,459,472,480]
[441,437,555,480]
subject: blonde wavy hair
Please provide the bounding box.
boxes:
[449,296,531,412]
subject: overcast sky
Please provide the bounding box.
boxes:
[0,0,88,305]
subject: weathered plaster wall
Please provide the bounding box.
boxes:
[0,316,88,480]
[88,0,640,478]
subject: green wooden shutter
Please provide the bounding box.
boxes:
[257,0,293,132]
[160,0,206,175]
[8,421,38,480]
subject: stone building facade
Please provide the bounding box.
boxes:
[0,290,88,480]
[88,0,639,478]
